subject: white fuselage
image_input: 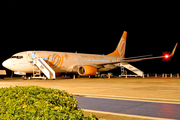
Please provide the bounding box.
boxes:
[2,51,120,74]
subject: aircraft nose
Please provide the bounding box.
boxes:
[2,59,11,69]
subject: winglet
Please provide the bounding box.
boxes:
[170,43,178,57]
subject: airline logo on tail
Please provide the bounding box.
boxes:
[118,37,126,58]
[107,31,127,58]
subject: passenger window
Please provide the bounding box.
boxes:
[11,56,23,59]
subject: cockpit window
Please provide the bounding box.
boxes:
[11,56,23,59]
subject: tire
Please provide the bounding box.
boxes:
[23,76,27,80]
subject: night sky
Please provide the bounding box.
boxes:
[1,2,179,75]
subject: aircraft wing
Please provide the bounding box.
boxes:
[94,43,178,66]
[94,56,163,66]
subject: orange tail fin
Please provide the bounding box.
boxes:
[107,31,127,58]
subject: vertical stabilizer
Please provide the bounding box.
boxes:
[107,31,127,58]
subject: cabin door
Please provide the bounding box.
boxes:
[27,52,36,62]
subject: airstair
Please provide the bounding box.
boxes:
[120,63,143,77]
[27,52,55,80]
[32,57,56,79]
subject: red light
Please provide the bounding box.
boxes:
[165,54,169,58]
[162,52,171,62]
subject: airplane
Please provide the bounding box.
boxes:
[2,31,178,80]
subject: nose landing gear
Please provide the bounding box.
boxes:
[22,75,27,80]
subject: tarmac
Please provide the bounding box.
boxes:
[0,77,180,120]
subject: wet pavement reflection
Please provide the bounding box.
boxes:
[75,96,180,119]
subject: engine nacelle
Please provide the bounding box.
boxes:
[78,65,97,76]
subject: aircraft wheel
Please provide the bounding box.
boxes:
[22,76,27,80]
[101,74,107,78]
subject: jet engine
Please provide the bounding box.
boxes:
[78,65,97,76]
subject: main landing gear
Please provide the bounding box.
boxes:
[22,75,47,80]
[22,75,27,80]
